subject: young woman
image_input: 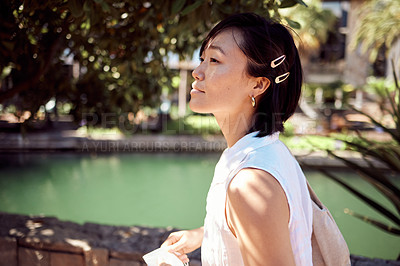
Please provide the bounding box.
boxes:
[161,13,312,266]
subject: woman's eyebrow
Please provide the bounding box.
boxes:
[208,44,226,55]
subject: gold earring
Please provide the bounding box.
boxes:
[251,96,256,107]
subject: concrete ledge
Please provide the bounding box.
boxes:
[0,132,227,153]
[1,132,390,172]
[0,212,201,266]
[1,212,399,265]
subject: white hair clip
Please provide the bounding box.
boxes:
[271,55,286,68]
[275,72,290,84]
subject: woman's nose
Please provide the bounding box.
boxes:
[192,65,204,81]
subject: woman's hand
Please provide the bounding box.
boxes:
[160,227,204,264]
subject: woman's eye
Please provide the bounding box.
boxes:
[199,57,204,62]
[210,58,219,63]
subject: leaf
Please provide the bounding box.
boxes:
[392,59,399,90]
[342,137,400,172]
[295,0,308,7]
[68,0,84,18]
[328,151,400,214]
[284,17,301,29]
[279,0,298,9]
[317,168,400,226]
[329,148,396,191]
[378,147,400,172]
[385,86,400,121]
[345,209,400,235]
[181,0,204,16]
[353,107,400,143]
[171,0,186,15]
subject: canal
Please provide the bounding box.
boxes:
[0,152,398,260]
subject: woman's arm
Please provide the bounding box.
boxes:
[226,168,295,266]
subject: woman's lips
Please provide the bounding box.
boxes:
[190,87,205,94]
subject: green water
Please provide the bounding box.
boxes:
[0,153,399,260]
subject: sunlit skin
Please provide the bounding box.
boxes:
[226,168,295,266]
[161,29,295,266]
[189,29,270,147]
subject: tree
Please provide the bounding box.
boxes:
[0,0,306,129]
[280,0,337,61]
[351,0,400,79]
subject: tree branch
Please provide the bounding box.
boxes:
[0,34,63,103]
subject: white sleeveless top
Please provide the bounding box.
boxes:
[201,132,313,266]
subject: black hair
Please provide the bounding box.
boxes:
[200,13,303,137]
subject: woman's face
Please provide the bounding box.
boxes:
[190,29,256,116]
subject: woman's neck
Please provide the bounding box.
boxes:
[214,110,254,148]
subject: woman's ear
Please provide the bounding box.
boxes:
[253,77,270,98]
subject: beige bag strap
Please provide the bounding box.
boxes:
[307,180,324,209]
[306,180,351,266]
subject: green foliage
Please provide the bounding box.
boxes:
[302,81,354,106]
[280,0,337,50]
[282,120,295,137]
[76,125,123,138]
[279,0,308,9]
[351,0,400,62]
[164,114,221,136]
[365,76,397,101]
[0,0,304,128]
[280,134,345,151]
[318,64,400,255]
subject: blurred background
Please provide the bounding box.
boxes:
[0,0,399,261]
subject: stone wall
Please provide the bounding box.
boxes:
[0,212,201,266]
[1,212,399,266]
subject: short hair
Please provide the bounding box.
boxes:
[200,13,303,137]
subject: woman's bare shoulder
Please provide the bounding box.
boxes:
[228,168,285,201]
[226,168,294,265]
[227,167,289,223]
